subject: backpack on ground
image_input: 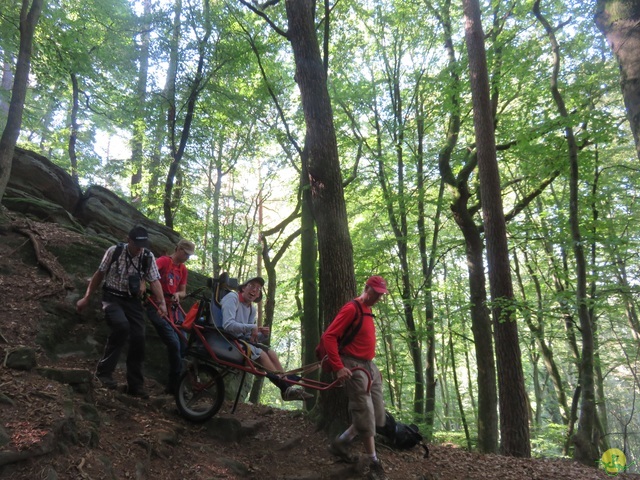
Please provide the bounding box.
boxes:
[376,410,429,458]
[315,300,372,372]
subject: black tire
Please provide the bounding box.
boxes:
[176,363,225,422]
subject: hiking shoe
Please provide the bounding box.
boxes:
[125,386,150,399]
[328,436,356,463]
[367,460,388,480]
[281,386,313,401]
[95,374,117,390]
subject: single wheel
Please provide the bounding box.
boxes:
[176,363,225,422]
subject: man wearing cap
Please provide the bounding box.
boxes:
[77,226,166,398]
[325,275,389,480]
[145,239,195,394]
[221,276,312,401]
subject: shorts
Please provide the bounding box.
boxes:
[241,332,269,361]
[341,355,386,437]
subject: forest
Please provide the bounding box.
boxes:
[0,0,639,474]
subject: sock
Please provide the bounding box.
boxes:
[267,373,302,394]
[369,453,378,463]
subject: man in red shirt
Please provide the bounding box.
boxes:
[146,239,195,394]
[325,275,389,480]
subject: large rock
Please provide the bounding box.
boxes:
[76,185,180,257]
[7,148,82,215]
[3,147,183,257]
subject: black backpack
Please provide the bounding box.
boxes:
[107,242,152,276]
[315,300,373,371]
[376,411,429,458]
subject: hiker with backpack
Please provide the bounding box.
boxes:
[221,276,312,401]
[323,275,389,480]
[145,239,195,394]
[76,226,166,398]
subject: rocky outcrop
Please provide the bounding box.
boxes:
[77,185,178,256]
[7,148,82,214]
[3,147,181,257]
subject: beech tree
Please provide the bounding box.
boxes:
[595,1,640,161]
[463,0,530,457]
[0,0,43,204]
[534,0,599,465]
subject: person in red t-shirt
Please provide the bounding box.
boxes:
[326,275,389,480]
[146,239,195,394]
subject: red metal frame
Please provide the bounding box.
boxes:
[148,296,372,393]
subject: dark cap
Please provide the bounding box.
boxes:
[128,226,149,248]
[366,275,388,294]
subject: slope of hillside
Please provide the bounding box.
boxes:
[1,217,638,479]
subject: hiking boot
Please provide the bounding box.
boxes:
[366,460,388,480]
[281,386,313,401]
[328,436,356,463]
[95,374,117,390]
[125,385,150,399]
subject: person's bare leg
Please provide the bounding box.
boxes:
[266,350,284,372]
[363,435,376,457]
[257,351,278,372]
[339,425,357,442]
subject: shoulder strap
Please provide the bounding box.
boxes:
[338,300,372,350]
[140,248,152,274]
[107,243,151,277]
[106,243,124,276]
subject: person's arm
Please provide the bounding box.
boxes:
[149,279,167,316]
[76,270,105,313]
[173,284,187,303]
[322,302,357,373]
[173,265,188,303]
[221,293,254,336]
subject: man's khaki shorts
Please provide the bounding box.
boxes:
[341,356,386,437]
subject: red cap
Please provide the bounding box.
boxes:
[366,275,388,294]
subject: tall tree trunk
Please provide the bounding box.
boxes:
[300,156,319,410]
[68,72,79,186]
[464,0,530,457]
[130,0,151,206]
[589,150,609,453]
[534,0,598,465]
[0,0,43,203]
[1,58,13,117]
[375,90,424,417]
[516,250,569,424]
[284,0,356,430]
[456,205,499,454]
[164,0,211,228]
[204,140,224,276]
[429,0,498,453]
[595,1,640,161]
[162,0,181,227]
[418,109,444,440]
[448,315,472,451]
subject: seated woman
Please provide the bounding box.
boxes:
[221,276,312,401]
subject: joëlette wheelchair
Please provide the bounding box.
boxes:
[149,273,371,422]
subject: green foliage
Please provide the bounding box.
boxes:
[3,0,640,459]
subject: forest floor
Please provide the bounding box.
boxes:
[1,221,640,479]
